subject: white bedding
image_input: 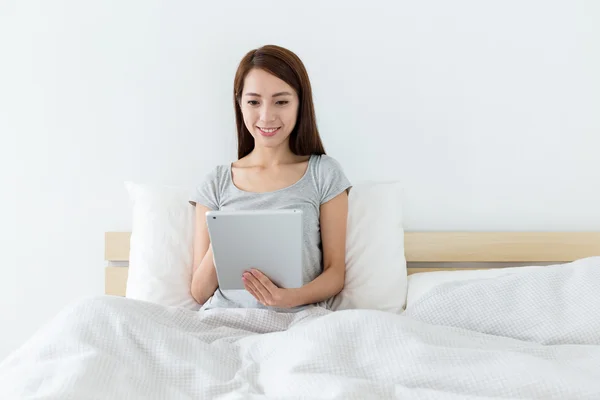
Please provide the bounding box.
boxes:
[1,257,600,399]
[405,264,545,308]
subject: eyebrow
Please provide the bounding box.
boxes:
[244,91,293,98]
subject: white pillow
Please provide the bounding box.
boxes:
[125,182,200,310]
[329,182,407,313]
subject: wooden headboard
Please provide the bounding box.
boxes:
[104,231,600,296]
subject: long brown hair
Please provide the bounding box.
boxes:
[233,45,326,159]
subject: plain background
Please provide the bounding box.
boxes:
[1,1,599,360]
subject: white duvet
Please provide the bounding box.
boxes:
[2,257,600,399]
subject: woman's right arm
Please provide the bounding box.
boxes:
[190,204,219,305]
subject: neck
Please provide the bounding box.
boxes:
[249,142,296,166]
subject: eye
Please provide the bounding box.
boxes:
[276,100,289,106]
[247,100,259,106]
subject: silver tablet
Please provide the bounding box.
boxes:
[205,209,304,291]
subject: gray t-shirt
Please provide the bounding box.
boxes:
[190,154,351,313]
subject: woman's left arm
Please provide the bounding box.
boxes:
[243,191,349,308]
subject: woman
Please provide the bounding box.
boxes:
[189,45,351,312]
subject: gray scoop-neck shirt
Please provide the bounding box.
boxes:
[190,154,352,313]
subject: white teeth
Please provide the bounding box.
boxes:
[260,127,278,133]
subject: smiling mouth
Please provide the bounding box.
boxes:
[257,127,281,136]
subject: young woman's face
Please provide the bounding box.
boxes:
[240,68,299,150]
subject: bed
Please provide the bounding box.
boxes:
[1,231,600,399]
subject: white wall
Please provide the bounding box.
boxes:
[1,1,599,360]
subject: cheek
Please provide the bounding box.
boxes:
[283,107,299,128]
[241,109,257,129]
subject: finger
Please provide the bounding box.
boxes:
[244,280,262,303]
[250,269,279,295]
[243,275,266,304]
[244,282,261,303]
[249,272,272,299]
[244,272,272,305]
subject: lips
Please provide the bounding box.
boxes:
[257,127,281,137]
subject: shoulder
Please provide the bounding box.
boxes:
[203,164,230,183]
[191,164,230,209]
[311,154,345,174]
[310,154,351,204]
[198,163,231,194]
[195,162,230,188]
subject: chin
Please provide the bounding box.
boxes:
[253,132,290,147]
[258,139,286,149]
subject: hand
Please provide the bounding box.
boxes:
[242,269,296,308]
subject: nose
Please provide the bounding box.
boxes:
[259,104,276,122]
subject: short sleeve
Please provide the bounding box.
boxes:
[189,167,221,210]
[317,155,352,204]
